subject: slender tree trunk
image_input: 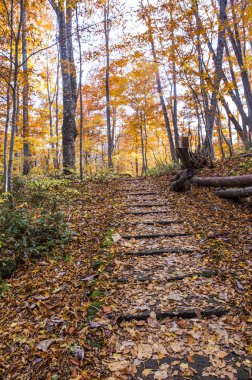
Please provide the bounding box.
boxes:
[170,10,179,149]
[150,36,176,161]
[7,0,23,192]
[76,6,84,180]
[22,0,31,175]
[217,108,225,159]
[4,0,14,192]
[140,1,176,161]
[194,0,227,157]
[55,42,60,170]
[104,1,113,169]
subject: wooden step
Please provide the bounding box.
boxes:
[127,192,157,196]
[117,307,229,323]
[122,232,191,240]
[116,269,216,283]
[125,248,194,256]
[123,210,168,215]
[126,204,167,208]
[123,220,183,226]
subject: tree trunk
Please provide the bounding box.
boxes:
[194,0,227,157]
[7,0,23,192]
[3,0,13,192]
[22,0,31,175]
[104,1,113,169]
[217,108,225,159]
[55,43,60,170]
[170,9,179,149]
[140,2,176,161]
[49,0,77,173]
[76,6,84,180]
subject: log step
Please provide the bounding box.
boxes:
[125,248,194,256]
[126,204,167,208]
[117,307,229,323]
[123,210,168,215]
[116,269,216,283]
[127,192,157,196]
[122,232,191,240]
[124,220,183,226]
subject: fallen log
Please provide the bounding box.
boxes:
[215,187,252,199]
[171,170,252,192]
[192,174,252,188]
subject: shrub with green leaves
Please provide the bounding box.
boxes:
[0,201,72,259]
[146,162,179,176]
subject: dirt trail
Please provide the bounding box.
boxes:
[101,178,251,380]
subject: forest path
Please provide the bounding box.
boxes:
[100,177,251,380]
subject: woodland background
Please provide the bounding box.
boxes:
[0,0,251,191]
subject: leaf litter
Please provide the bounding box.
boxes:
[0,171,251,379]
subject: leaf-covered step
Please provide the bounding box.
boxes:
[117,307,229,323]
[116,269,217,283]
[126,203,167,208]
[123,220,183,226]
[125,248,194,256]
[127,192,157,196]
[123,210,169,215]
[122,232,191,240]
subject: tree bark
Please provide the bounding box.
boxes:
[3,0,14,192]
[194,0,227,157]
[104,0,113,169]
[216,187,252,199]
[171,171,252,192]
[76,6,84,180]
[22,0,31,175]
[49,0,77,173]
[140,1,176,161]
[7,0,23,192]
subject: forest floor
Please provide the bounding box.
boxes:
[0,155,252,380]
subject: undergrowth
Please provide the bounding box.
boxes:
[147,162,179,176]
[0,176,79,281]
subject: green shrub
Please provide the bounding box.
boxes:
[0,201,72,259]
[147,162,179,176]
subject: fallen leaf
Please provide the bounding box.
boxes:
[36,339,55,352]
[112,233,121,243]
[107,360,130,372]
[137,343,153,360]
[170,342,183,353]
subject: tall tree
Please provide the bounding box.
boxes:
[104,0,113,169]
[22,0,32,175]
[139,0,176,161]
[49,0,78,173]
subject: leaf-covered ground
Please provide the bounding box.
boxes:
[0,179,118,379]
[0,155,251,380]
